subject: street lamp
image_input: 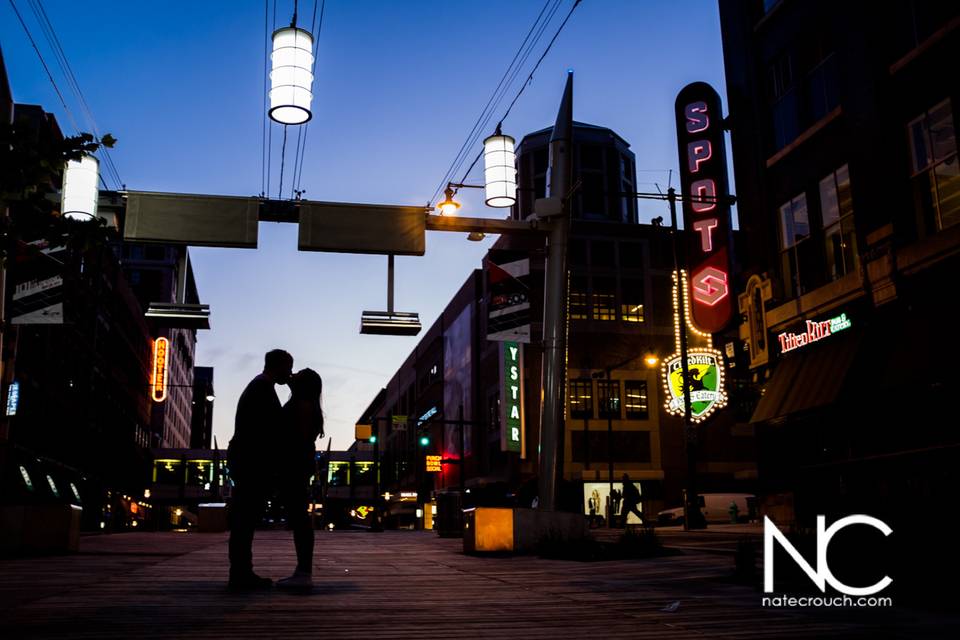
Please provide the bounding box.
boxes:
[436,187,461,216]
[643,353,659,368]
[483,128,517,207]
[269,26,315,124]
[61,155,99,221]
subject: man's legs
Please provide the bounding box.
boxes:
[229,479,269,583]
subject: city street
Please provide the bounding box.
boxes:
[2,530,957,639]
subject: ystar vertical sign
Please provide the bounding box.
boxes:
[500,341,524,455]
[675,82,733,333]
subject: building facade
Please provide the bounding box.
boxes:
[360,121,756,524]
[190,366,214,449]
[121,243,199,448]
[719,0,960,598]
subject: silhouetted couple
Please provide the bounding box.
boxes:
[227,349,324,590]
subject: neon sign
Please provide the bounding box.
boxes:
[6,381,19,416]
[777,313,852,354]
[151,337,169,402]
[660,271,728,423]
[675,82,733,333]
[501,341,524,455]
[425,455,442,473]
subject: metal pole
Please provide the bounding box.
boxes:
[538,72,573,512]
[372,418,382,532]
[668,188,700,531]
[458,404,466,500]
[387,254,394,313]
[606,367,614,528]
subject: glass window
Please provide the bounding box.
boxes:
[154,459,182,485]
[597,380,621,420]
[620,279,644,323]
[819,164,858,281]
[569,275,588,320]
[569,379,593,419]
[619,242,643,269]
[625,381,649,420]
[591,240,615,267]
[592,277,616,321]
[779,194,809,248]
[909,100,960,232]
[328,461,349,487]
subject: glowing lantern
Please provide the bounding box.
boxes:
[483,132,517,207]
[269,27,315,124]
[61,155,99,221]
[436,186,461,216]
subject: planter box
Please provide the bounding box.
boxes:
[463,507,586,554]
[0,504,82,554]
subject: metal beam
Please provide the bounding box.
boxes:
[425,214,550,235]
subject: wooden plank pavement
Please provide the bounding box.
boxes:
[0,530,957,639]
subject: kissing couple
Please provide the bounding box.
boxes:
[227,349,324,590]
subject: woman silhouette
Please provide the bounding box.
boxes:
[276,368,325,590]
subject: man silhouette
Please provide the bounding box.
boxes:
[227,349,293,589]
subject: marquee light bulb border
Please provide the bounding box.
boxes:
[660,270,727,423]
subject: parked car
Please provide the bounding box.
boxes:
[657,493,756,525]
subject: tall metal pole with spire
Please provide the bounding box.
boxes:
[537,71,573,512]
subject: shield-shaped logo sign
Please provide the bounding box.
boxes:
[661,348,727,422]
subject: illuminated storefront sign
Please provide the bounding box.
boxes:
[662,350,726,421]
[777,313,852,354]
[500,341,524,455]
[6,381,19,416]
[675,82,734,333]
[425,455,442,473]
[151,337,169,402]
[660,271,728,423]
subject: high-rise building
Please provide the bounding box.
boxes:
[190,366,214,450]
[120,243,199,448]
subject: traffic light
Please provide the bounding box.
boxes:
[419,434,430,446]
[369,435,377,444]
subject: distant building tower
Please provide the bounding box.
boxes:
[191,367,214,449]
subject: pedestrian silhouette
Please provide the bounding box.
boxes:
[620,473,644,526]
[227,349,293,590]
[275,368,325,590]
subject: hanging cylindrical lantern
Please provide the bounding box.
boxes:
[61,155,99,221]
[483,132,517,207]
[269,26,315,125]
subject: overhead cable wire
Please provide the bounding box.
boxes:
[451,0,568,189]
[450,0,582,192]
[31,0,124,189]
[7,0,80,133]
[293,0,324,196]
[428,0,555,206]
[261,0,270,196]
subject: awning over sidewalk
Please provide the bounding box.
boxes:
[750,329,861,424]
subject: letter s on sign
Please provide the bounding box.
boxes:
[685,101,709,133]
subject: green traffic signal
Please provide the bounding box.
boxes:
[369,435,377,444]
[419,435,430,446]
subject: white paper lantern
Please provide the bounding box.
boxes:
[483,133,517,207]
[61,155,99,221]
[269,27,315,125]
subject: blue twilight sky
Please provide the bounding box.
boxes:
[1,0,732,449]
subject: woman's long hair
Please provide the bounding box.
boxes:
[290,368,324,440]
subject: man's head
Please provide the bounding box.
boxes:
[621,473,630,483]
[263,349,294,385]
